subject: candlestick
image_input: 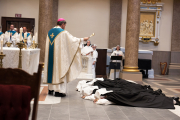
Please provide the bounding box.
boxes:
[16,41,25,69]
[23,39,27,49]
[0,52,5,68]
[6,42,12,47]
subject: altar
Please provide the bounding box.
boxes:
[2,47,40,74]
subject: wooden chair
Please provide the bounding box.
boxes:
[0,63,43,120]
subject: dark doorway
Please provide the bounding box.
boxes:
[1,17,35,33]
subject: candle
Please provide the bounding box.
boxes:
[20,27,23,41]
[24,32,27,39]
[8,32,10,42]
[33,36,35,41]
[35,32,38,44]
[1,37,3,53]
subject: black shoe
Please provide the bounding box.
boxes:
[48,90,54,95]
[54,92,66,97]
[173,97,180,105]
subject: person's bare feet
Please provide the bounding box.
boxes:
[82,95,86,99]
[93,98,99,103]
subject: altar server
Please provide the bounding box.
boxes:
[4,25,18,47]
[81,40,93,56]
[109,45,124,79]
[43,18,89,97]
[91,44,98,78]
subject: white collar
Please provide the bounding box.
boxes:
[54,26,61,28]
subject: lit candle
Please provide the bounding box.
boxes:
[33,36,35,41]
[35,32,38,44]
[1,37,3,53]
[20,27,23,41]
[8,32,10,42]
[24,32,27,39]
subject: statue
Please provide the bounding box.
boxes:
[149,21,153,35]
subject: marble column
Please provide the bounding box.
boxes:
[123,0,140,72]
[171,0,180,52]
[108,0,122,48]
[38,0,58,62]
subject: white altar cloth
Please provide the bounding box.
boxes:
[2,47,40,75]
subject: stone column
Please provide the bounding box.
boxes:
[169,0,180,75]
[38,0,58,62]
[122,0,140,72]
[108,0,122,48]
[171,0,180,52]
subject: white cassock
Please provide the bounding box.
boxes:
[92,50,98,78]
[109,50,124,80]
[4,31,18,47]
[43,26,84,94]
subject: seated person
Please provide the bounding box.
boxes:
[109,45,124,79]
[81,40,93,56]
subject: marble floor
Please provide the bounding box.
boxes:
[30,75,180,120]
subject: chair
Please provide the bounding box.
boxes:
[0,63,43,120]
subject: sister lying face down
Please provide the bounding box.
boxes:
[77,78,180,109]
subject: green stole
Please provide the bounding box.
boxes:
[47,27,64,84]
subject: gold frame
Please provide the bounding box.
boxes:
[139,12,156,38]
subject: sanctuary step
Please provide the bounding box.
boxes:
[169,63,180,75]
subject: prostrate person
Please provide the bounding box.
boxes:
[4,24,18,47]
[91,44,98,78]
[81,40,93,56]
[109,45,124,79]
[43,18,89,97]
[77,78,180,109]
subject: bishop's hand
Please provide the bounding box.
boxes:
[83,37,89,41]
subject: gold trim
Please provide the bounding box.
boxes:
[122,66,139,72]
[46,31,82,84]
[48,31,66,45]
[139,12,156,38]
[59,39,81,80]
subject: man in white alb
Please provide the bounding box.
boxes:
[91,44,98,78]
[4,24,18,47]
[43,18,89,97]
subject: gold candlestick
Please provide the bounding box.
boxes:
[6,42,12,47]
[16,41,25,69]
[0,52,6,68]
[30,41,38,49]
[23,39,27,49]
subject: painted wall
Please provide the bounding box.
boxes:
[121,0,173,51]
[58,0,110,49]
[0,0,39,33]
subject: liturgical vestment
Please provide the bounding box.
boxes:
[43,26,83,93]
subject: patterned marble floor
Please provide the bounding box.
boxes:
[30,75,180,120]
